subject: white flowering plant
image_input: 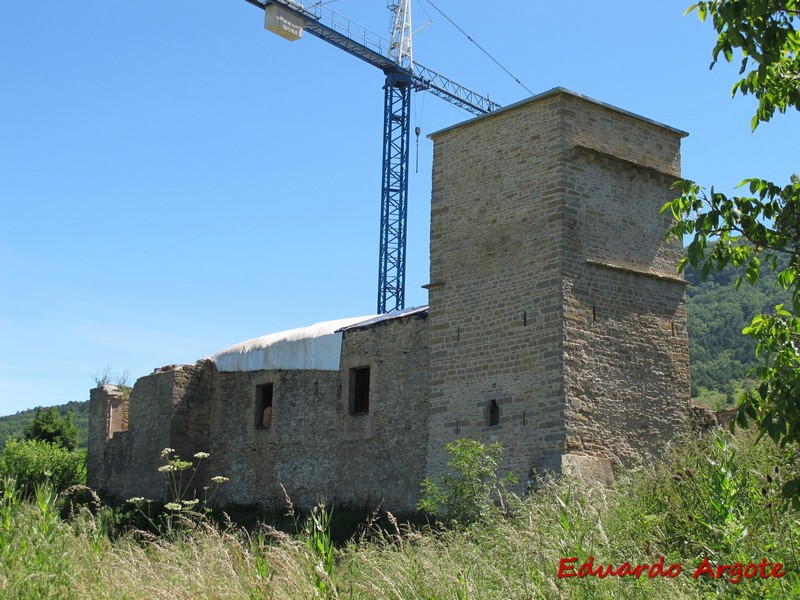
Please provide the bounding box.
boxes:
[126,448,229,531]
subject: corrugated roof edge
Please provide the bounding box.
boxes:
[428,87,689,139]
[338,305,429,332]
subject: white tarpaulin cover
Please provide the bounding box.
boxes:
[211,315,377,372]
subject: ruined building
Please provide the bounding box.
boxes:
[88,89,692,511]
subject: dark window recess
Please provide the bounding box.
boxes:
[255,383,273,429]
[350,367,370,415]
[489,400,500,426]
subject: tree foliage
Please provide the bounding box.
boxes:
[664,2,800,502]
[689,0,800,129]
[23,406,79,452]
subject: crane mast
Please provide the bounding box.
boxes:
[380,0,413,314]
[245,0,500,313]
[388,1,413,70]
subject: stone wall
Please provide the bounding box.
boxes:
[88,361,213,501]
[558,93,691,471]
[206,367,340,508]
[87,384,125,493]
[89,311,428,510]
[426,91,570,486]
[336,310,429,509]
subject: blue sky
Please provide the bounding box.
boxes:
[1,1,797,416]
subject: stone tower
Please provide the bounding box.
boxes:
[425,88,691,484]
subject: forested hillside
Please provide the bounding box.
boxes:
[684,251,791,410]
[0,401,89,452]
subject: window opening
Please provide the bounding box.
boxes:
[350,367,370,415]
[255,383,273,429]
[108,397,126,439]
[489,399,500,426]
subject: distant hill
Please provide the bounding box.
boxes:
[0,401,89,452]
[684,249,792,410]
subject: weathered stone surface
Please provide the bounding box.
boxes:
[561,454,615,486]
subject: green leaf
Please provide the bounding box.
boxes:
[782,476,800,499]
[684,3,701,17]
[778,269,794,290]
[776,306,792,317]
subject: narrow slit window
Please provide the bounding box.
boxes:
[255,383,273,429]
[350,367,370,415]
[489,400,500,427]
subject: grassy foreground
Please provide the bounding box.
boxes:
[1,428,799,599]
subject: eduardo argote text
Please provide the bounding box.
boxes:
[557,556,786,584]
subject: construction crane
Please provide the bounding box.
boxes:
[244,0,500,313]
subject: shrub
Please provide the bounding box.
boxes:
[418,438,517,525]
[0,438,86,495]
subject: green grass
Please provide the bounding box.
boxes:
[1,428,799,599]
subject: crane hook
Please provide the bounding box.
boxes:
[414,126,421,173]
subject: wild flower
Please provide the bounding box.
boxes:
[126,448,229,532]
[173,459,192,471]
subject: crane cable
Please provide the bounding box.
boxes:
[421,0,534,96]
[413,92,425,173]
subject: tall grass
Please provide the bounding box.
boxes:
[0,428,798,599]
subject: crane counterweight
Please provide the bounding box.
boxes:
[264,3,305,40]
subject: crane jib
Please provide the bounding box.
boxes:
[249,0,498,115]
[245,0,499,313]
